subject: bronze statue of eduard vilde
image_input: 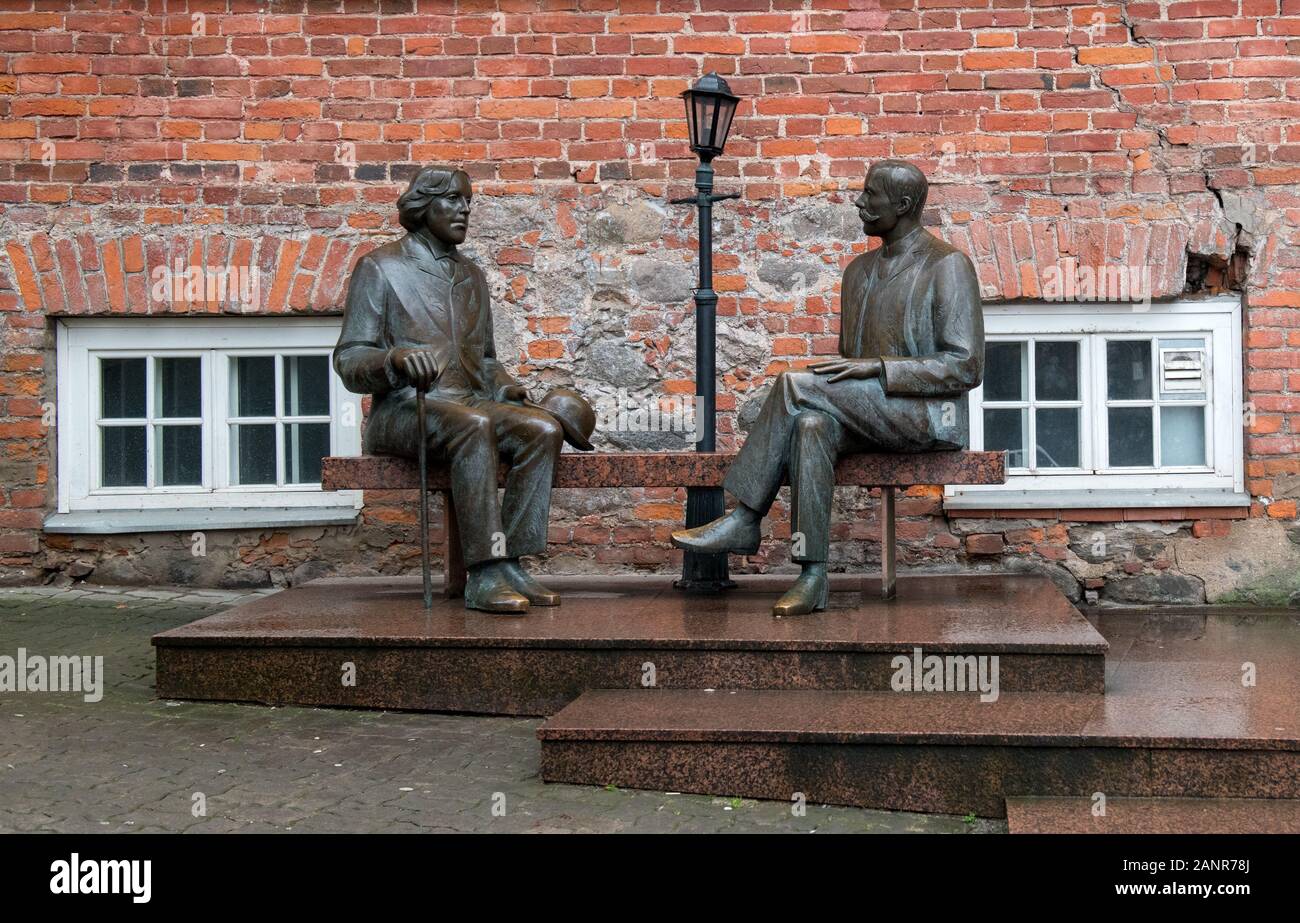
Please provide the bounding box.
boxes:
[672,160,986,616]
[333,167,595,615]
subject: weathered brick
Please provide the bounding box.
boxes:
[966,533,1005,555]
[0,2,1293,587]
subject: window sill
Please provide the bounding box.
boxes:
[43,506,361,535]
[943,488,1250,511]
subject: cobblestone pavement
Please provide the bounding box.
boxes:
[0,584,1001,834]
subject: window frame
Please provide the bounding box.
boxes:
[56,317,363,514]
[91,350,212,493]
[219,350,338,489]
[978,335,1091,474]
[949,296,1244,508]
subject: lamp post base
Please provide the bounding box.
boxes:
[674,486,736,593]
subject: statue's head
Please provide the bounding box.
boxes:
[856,160,927,238]
[397,166,473,246]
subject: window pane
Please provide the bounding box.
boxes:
[683,93,697,147]
[984,408,1028,468]
[693,94,717,148]
[101,425,146,486]
[284,422,330,484]
[1036,408,1080,468]
[233,423,277,484]
[157,357,202,418]
[1108,406,1154,466]
[100,357,146,419]
[1034,341,1078,401]
[283,355,330,416]
[158,424,202,486]
[1161,405,1206,467]
[232,356,276,417]
[1107,340,1152,400]
[983,341,1026,401]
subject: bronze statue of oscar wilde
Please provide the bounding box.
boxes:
[334,166,594,615]
[673,160,985,616]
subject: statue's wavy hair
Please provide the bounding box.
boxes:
[869,159,928,219]
[396,165,470,232]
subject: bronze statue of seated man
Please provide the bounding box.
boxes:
[334,166,594,614]
[672,159,985,616]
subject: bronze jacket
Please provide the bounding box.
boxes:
[333,231,520,454]
[839,227,985,447]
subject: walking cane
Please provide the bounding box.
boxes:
[415,384,433,609]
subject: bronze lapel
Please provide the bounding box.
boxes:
[381,236,451,331]
[447,257,478,326]
[846,250,882,354]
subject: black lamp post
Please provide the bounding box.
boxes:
[672,73,740,593]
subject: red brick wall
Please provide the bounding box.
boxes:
[1,1,1298,600]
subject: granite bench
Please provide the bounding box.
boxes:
[322,450,1005,600]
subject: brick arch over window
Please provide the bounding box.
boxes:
[2,233,375,315]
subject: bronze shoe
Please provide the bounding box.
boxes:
[500,559,561,606]
[772,566,830,617]
[464,563,530,615]
[670,508,761,556]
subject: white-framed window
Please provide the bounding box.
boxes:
[946,296,1246,509]
[53,317,362,530]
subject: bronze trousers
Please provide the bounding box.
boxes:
[723,370,939,563]
[417,396,564,568]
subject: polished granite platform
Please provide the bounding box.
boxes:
[538,608,1300,816]
[151,573,1107,714]
[151,575,1299,822]
[1005,796,1300,833]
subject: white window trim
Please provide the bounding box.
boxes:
[55,317,363,516]
[947,296,1245,509]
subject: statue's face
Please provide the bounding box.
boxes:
[855,167,908,237]
[423,172,472,246]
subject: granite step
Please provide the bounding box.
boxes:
[537,686,1300,817]
[152,573,1107,715]
[1005,796,1300,833]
